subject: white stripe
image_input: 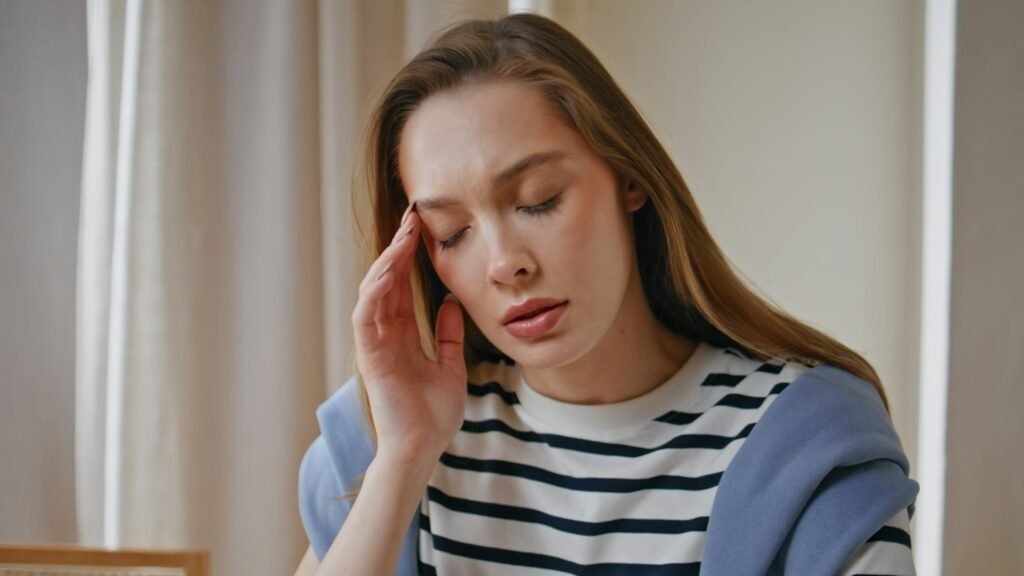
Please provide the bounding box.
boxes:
[421,504,705,566]
[419,548,598,575]
[429,465,720,524]
[465,396,767,450]
[451,405,753,478]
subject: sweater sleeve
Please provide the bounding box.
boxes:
[767,457,919,575]
[702,364,920,575]
[297,375,377,561]
[296,375,424,574]
[838,507,916,575]
[298,433,356,561]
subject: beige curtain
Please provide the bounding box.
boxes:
[76,0,507,574]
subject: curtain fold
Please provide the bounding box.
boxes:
[76,1,509,573]
[77,0,124,548]
[78,0,325,571]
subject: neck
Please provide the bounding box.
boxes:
[519,261,697,405]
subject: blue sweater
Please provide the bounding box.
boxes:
[299,363,919,575]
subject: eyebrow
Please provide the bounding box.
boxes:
[413,150,567,213]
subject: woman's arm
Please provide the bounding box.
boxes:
[297,205,462,574]
[309,453,436,575]
[293,545,317,576]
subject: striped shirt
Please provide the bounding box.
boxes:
[416,340,915,574]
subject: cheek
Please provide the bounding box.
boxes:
[434,257,490,329]
[549,203,600,268]
[551,197,632,291]
[561,215,592,259]
[432,253,476,296]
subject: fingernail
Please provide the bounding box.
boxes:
[444,292,458,304]
[375,262,393,281]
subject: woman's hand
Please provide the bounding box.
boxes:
[351,203,467,466]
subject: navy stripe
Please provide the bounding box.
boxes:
[700,372,748,387]
[427,485,709,536]
[866,525,912,549]
[418,512,437,575]
[720,348,787,377]
[460,419,755,456]
[700,369,784,388]
[427,532,702,575]
[755,361,785,375]
[467,380,520,405]
[653,410,701,425]
[439,452,722,492]
[717,393,766,409]
[654,381,790,424]
[717,382,789,409]
[723,347,754,360]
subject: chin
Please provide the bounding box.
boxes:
[495,335,588,370]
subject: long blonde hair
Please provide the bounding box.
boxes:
[341,12,888,498]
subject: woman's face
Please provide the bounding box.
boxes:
[398,80,647,369]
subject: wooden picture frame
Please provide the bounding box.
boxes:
[0,543,209,576]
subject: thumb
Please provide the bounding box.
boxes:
[435,292,465,371]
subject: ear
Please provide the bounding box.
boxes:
[623,178,648,213]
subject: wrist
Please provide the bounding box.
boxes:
[371,449,441,480]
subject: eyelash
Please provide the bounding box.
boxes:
[439,192,563,252]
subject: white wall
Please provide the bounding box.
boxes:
[0,0,86,542]
[560,0,923,487]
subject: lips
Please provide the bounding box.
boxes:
[515,304,558,320]
[504,301,568,339]
[501,297,568,325]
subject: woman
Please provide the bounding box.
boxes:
[296,12,918,576]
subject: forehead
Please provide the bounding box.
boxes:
[397,81,582,200]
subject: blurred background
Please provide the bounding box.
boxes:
[0,0,1020,574]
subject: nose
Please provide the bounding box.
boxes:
[484,223,536,287]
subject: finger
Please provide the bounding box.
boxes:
[386,214,422,319]
[358,218,415,298]
[387,257,413,319]
[434,292,465,371]
[378,216,420,323]
[371,230,418,331]
[352,255,398,353]
[354,203,417,348]
[357,201,414,293]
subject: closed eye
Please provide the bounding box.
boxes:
[439,229,466,251]
[518,192,562,215]
[438,192,564,251]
